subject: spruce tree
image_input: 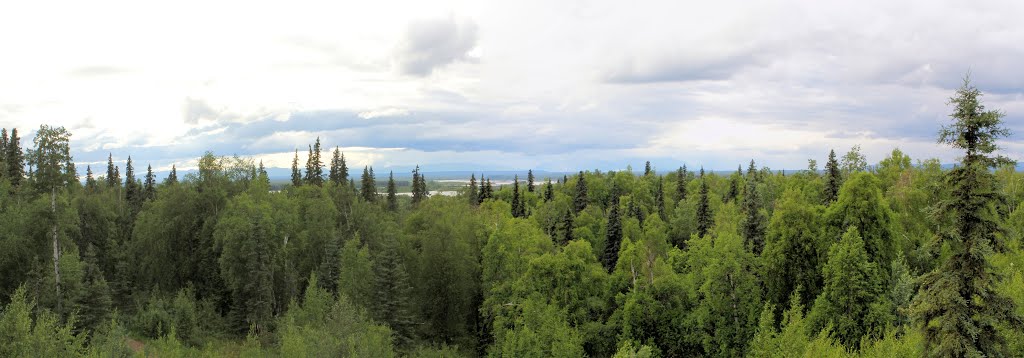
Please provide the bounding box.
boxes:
[143,164,156,200]
[290,149,302,187]
[339,152,348,183]
[165,164,178,185]
[644,160,652,176]
[478,175,488,204]
[106,153,117,187]
[374,237,416,348]
[527,169,535,192]
[696,167,713,238]
[573,171,587,214]
[823,149,842,203]
[654,176,665,220]
[912,76,1022,357]
[258,160,267,177]
[411,165,428,204]
[85,165,97,192]
[75,244,112,332]
[6,128,23,187]
[468,174,478,205]
[676,165,688,202]
[558,207,574,245]
[329,146,343,185]
[0,128,6,181]
[544,178,554,202]
[304,138,324,186]
[602,199,622,272]
[360,166,377,202]
[741,160,765,254]
[386,171,398,212]
[485,178,493,200]
[511,175,525,218]
[317,234,341,295]
[124,156,141,213]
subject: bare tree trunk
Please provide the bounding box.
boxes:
[51,187,61,312]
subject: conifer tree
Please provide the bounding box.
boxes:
[742,160,766,254]
[85,165,97,192]
[527,169,535,192]
[6,128,23,187]
[106,153,117,187]
[124,156,140,209]
[317,234,341,295]
[290,149,302,187]
[360,166,377,202]
[0,128,6,180]
[411,165,428,204]
[329,146,343,185]
[676,165,688,202]
[602,200,622,272]
[257,160,267,177]
[478,175,488,204]
[544,178,554,202]
[912,76,1022,357]
[75,244,112,332]
[558,207,574,245]
[696,167,713,238]
[468,174,478,205]
[374,237,416,347]
[823,149,842,203]
[143,164,156,200]
[165,164,178,185]
[654,176,665,220]
[643,160,651,176]
[386,171,398,212]
[304,138,324,186]
[511,175,525,218]
[573,171,587,214]
[724,165,741,203]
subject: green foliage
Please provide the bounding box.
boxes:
[825,172,897,278]
[808,227,891,350]
[824,149,842,203]
[695,168,713,238]
[490,297,585,358]
[762,189,826,314]
[0,286,86,357]
[279,276,396,357]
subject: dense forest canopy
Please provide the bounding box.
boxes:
[0,79,1022,357]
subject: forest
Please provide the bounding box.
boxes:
[0,80,1021,357]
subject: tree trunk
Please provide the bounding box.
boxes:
[51,187,61,312]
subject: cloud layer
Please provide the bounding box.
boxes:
[0,0,1021,174]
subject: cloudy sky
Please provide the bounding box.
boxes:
[1,0,1022,174]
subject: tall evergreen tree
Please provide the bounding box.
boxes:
[0,128,7,181]
[374,237,416,348]
[478,175,488,204]
[85,165,97,192]
[411,165,428,204]
[912,76,1022,357]
[468,174,478,205]
[75,244,112,333]
[696,167,713,238]
[165,164,178,185]
[328,146,343,185]
[143,164,156,200]
[6,128,23,187]
[823,149,842,203]
[105,153,117,187]
[360,166,377,202]
[124,156,141,213]
[654,176,665,220]
[602,200,622,272]
[557,207,574,245]
[26,125,75,312]
[484,177,493,202]
[511,175,525,218]
[527,169,535,192]
[386,171,398,212]
[290,149,302,187]
[257,160,267,177]
[676,165,688,202]
[304,138,324,186]
[644,160,652,176]
[573,171,587,214]
[742,160,766,254]
[544,178,554,202]
[724,165,741,203]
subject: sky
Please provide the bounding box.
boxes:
[1,0,1022,175]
